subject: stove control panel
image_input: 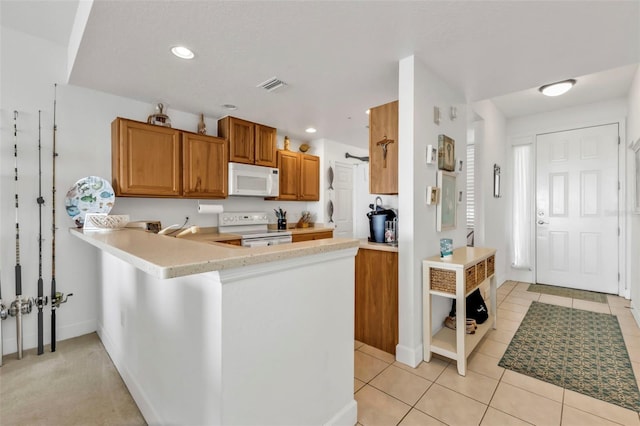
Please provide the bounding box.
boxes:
[219,212,269,226]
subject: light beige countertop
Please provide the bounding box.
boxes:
[70,228,358,279]
[358,238,399,253]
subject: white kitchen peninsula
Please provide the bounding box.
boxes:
[71,228,359,426]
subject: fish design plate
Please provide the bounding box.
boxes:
[65,176,115,227]
[328,166,334,190]
[328,200,334,223]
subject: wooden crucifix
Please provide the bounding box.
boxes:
[376,136,395,168]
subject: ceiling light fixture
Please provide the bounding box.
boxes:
[305,127,317,134]
[222,104,237,110]
[538,79,576,97]
[171,46,195,60]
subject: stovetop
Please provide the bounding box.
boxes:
[218,211,291,239]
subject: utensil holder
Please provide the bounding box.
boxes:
[277,219,287,230]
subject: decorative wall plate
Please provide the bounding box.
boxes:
[65,176,115,227]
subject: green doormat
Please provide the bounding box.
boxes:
[499,302,640,411]
[527,283,608,304]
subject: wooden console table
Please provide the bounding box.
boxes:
[422,247,497,376]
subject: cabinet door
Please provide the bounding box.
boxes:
[182,133,227,198]
[291,230,332,243]
[227,117,255,164]
[299,154,320,201]
[277,150,299,200]
[369,100,398,194]
[112,118,181,197]
[355,249,398,355]
[254,124,277,167]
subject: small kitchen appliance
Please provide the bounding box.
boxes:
[218,212,292,247]
[367,209,396,243]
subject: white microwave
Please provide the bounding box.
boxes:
[228,162,279,197]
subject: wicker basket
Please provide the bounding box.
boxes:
[430,268,456,294]
[487,255,495,276]
[476,260,486,283]
[465,265,477,292]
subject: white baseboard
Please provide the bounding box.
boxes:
[97,324,159,425]
[631,305,640,329]
[324,400,357,426]
[395,342,424,368]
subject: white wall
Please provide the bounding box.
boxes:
[0,26,351,355]
[505,97,628,287]
[472,100,508,286]
[627,67,640,318]
[396,55,467,367]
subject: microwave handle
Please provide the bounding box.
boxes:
[267,174,273,194]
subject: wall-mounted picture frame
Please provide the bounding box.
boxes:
[493,164,501,198]
[426,144,437,164]
[426,186,440,205]
[438,134,455,171]
[632,138,640,214]
[437,171,456,231]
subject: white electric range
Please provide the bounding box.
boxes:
[218,212,292,247]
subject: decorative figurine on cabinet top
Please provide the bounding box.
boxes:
[197,113,206,135]
[147,103,171,127]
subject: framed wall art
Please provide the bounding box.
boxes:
[633,138,640,214]
[437,171,457,231]
[494,164,501,198]
[438,134,455,171]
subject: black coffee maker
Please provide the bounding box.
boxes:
[367,197,396,243]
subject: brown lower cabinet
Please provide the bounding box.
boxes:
[291,230,333,243]
[355,248,398,355]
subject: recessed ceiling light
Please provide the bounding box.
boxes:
[539,79,576,97]
[222,104,237,110]
[305,127,317,134]
[171,46,195,60]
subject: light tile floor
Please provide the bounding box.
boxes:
[354,281,640,426]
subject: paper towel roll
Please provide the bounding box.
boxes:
[197,204,224,214]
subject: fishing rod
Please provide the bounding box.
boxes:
[51,85,72,352]
[9,111,33,360]
[36,110,47,355]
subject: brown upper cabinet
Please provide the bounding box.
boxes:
[112,117,227,199]
[369,100,398,194]
[218,116,277,167]
[182,132,227,198]
[276,150,320,201]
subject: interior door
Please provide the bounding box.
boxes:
[535,124,618,293]
[333,161,354,238]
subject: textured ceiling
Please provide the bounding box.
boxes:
[3,1,639,147]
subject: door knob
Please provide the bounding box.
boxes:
[537,220,549,225]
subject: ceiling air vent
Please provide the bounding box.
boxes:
[257,77,287,92]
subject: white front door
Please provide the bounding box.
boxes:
[333,161,354,238]
[535,124,618,293]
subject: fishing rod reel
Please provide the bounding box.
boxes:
[0,301,7,321]
[8,297,34,317]
[35,295,48,310]
[51,292,73,309]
